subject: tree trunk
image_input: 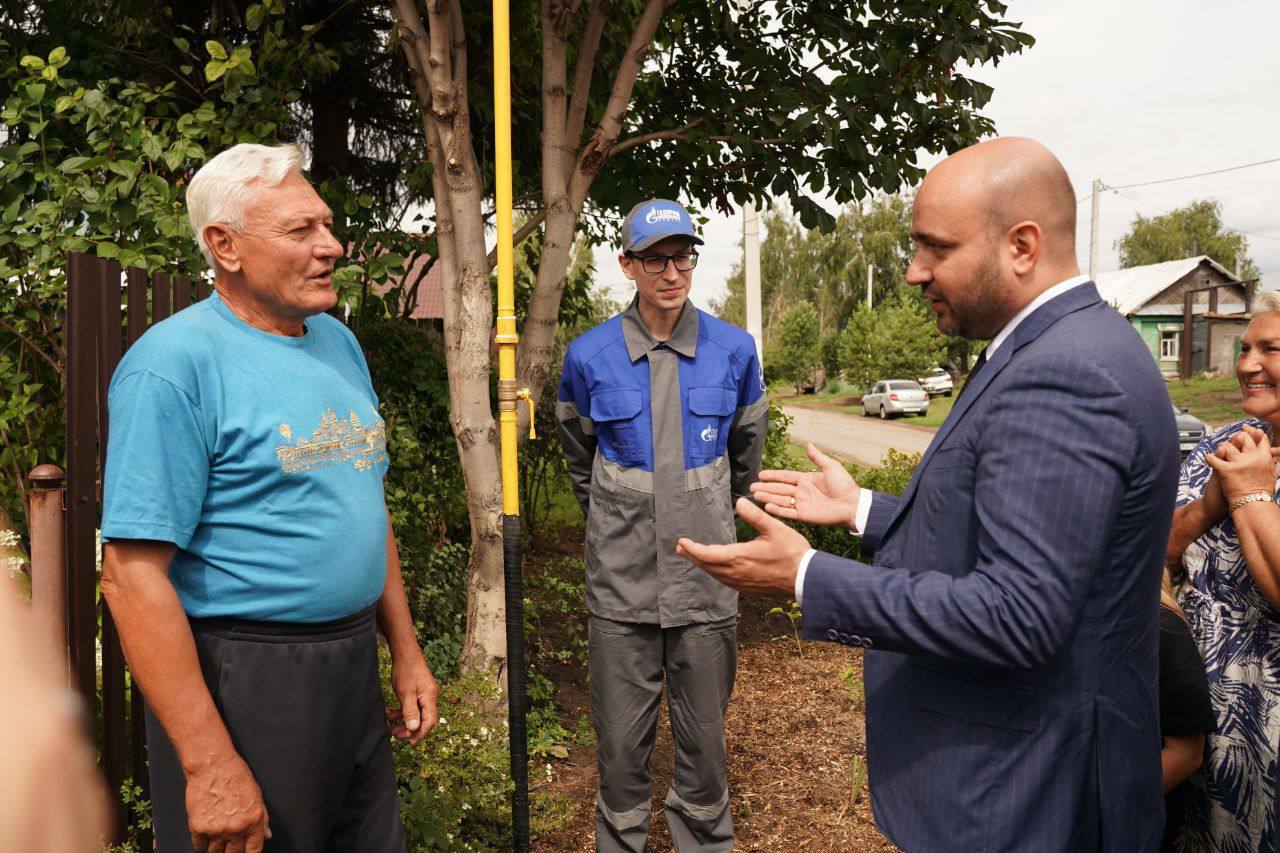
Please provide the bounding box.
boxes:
[390,0,671,677]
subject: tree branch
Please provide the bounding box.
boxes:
[567,0,671,208]
[608,117,705,157]
[486,209,547,270]
[401,253,435,320]
[563,0,609,178]
[0,318,62,379]
[448,0,466,85]
[541,0,571,200]
[391,0,437,96]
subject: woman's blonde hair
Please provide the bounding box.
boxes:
[1252,289,1280,314]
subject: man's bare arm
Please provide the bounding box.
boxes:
[376,510,439,745]
[100,540,268,851]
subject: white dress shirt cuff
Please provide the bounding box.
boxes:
[795,548,817,606]
[850,489,872,536]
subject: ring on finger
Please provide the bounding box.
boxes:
[789,496,796,508]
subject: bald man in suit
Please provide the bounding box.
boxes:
[680,138,1178,852]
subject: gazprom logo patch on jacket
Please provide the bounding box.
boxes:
[700,425,718,443]
[645,206,682,225]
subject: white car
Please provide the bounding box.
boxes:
[917,367,954,397]
[861,380,930,418]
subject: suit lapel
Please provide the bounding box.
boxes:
[877,283,1103,544]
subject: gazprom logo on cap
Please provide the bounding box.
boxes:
[644,205,683,225]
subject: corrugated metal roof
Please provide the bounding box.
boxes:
[1094,255,1238,315]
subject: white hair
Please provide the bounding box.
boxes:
[1252,289,1280,315]
[186,143,306,269]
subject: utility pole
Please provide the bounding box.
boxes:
[866,262,873,308]
[743,200,763,365]
[1089,179,1101,281]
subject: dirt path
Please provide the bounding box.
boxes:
[782,405,935,467]
[530,542,895,851]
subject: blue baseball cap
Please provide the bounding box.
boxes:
[620,199,704,253]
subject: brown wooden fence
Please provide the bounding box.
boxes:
[29,251,209,845]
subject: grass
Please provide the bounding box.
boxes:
[1167,374,1242,428]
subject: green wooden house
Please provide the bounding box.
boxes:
[1095,256,1249,377]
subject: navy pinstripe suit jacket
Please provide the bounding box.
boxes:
[802,283,1179,852]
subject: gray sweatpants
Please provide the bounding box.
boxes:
[145,606,405,852]
[590,615,736,852]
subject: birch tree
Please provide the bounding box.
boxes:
[387,0,1034,673]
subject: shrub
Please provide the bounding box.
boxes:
[379,650,574,850]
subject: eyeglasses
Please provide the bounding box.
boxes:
[629,251,699,275]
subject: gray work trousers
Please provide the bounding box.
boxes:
[590,615,736,852]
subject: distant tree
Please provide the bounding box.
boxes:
[838,294,945,390]
[1117,199,1260,280]
[715,196,915,340]
[765,303,820,393]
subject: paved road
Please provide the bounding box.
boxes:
[782,405,937,468]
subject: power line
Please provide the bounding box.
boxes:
[1109,156,1280,190]
[1108,188,1280,244]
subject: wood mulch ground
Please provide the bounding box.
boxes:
[526,529,896,852]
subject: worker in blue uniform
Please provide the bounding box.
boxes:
[556,199,768,851]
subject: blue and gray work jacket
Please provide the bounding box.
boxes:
[556,298,768,627]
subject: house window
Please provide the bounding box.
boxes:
[1160,330,1180,360]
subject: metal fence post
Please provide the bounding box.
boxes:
[28,464,68,672]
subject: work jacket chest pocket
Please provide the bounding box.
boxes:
[592,387,645,465]
[687,385,735,462]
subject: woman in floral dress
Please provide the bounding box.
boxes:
[1169,293,1280,852]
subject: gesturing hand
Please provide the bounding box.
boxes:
[677,498,811,598]
[388,650,440,746]
[749,442,861,528]
[1207,424,1277,503]
[185,753,270,853]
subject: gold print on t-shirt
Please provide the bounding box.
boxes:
[275,406,387,474]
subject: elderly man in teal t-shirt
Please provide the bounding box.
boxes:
[100,143,434,853]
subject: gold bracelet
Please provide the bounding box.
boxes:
[1229,491,1275,513]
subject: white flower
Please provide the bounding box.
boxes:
[4,556,24,579]
[478,726,489,738]
[0,529,19,548]
[438,717,448,727]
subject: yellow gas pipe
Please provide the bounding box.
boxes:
[492,0,532,849]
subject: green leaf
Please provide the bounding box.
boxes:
[205,40,227,60]
[95,242,120,259]
[59,155,92,173]
[246,4,265,31]
[108,160,139,180]
[162,145,186,172]
[54,95,75,113]
[141,135,163,161]
[205,60,228,82]
[2,198,20,224]
[172,37,190,53]
[19,55,44,70]
[47,46,66,65]
[23,83,46,103]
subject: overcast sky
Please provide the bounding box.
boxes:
[593,0,1280,309]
